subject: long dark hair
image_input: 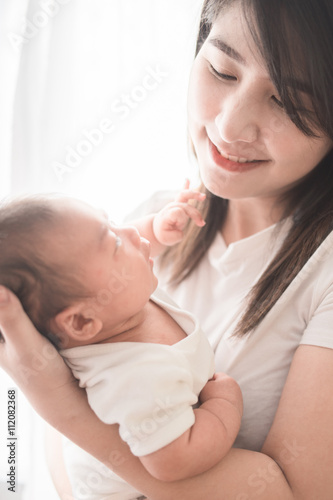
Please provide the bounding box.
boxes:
[161,0,333,336]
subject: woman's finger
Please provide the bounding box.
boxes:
[0,287,65,391]
[0,286,40,348]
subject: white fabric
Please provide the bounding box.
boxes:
[153,208,333,452]
[61,287,215,500]
[62,439,145,500]
[0,2,201,497]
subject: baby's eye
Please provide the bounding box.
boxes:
[115,236,122,249]
[107,218,117,228]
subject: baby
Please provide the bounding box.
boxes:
[0,188,242,499]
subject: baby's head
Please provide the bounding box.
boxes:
[0,195,157,349]
[0,195,91,347]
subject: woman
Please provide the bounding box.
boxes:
[1,0,333,498]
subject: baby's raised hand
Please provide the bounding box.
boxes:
[153,181,206,246]
[199,372,243,410]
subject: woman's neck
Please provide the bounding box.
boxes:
[222,197,284,245]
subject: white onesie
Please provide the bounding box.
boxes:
[61,287,215,500]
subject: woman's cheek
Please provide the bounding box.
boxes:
[188,59,216,125]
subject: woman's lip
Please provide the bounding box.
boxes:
[208,139,267,172]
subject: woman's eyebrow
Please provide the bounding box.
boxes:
[209,37,247,65]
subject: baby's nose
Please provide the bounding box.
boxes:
[124,225,141,247]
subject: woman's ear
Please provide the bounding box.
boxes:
[53,303,103,346]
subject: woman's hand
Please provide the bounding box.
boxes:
[0,286,80,426]
[0,286,67,383]
[0,287,298,500]
[0,286,157,495]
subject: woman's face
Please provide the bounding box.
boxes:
[188,3,332,204]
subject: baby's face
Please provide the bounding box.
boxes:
[50,198,158,331]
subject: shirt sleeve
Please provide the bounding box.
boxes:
[300,282,333,349]
[85,344,199,457]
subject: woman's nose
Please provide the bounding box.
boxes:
[215,93,259,144]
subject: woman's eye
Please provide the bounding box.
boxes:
[209,63,236,81]
[271,95,284,109]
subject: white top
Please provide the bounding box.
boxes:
[61,287,215,457]
[146,194,333,452]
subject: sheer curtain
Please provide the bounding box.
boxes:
[2,0,203,219]
[0,0,203,498]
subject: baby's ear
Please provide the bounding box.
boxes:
[53,303,103,346]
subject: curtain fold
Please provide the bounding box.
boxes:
[3,0,203,220]
[10,0,55,194]
[0,0,29,198]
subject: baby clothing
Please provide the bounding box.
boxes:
[133,190,333,452]
[61,287,215,499]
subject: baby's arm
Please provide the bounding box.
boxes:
[131,180,206,257]
[139,373,243,482]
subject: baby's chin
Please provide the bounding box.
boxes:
[152,275,159,292]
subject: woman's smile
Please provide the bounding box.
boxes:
[208,136,268,173]
[187,4,332,203]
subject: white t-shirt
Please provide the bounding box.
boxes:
[61,287,215,457]
[61,288,215,500]
[144,193,333,452]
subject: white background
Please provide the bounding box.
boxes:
[0,0,204,498]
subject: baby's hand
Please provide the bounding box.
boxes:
[200,372,242,411]
[152,180,206,246]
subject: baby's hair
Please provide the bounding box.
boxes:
[0,195,89,347]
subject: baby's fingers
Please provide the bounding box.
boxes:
[181,203,206,227]
[167,206,189,227]
[176,188,206,204]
